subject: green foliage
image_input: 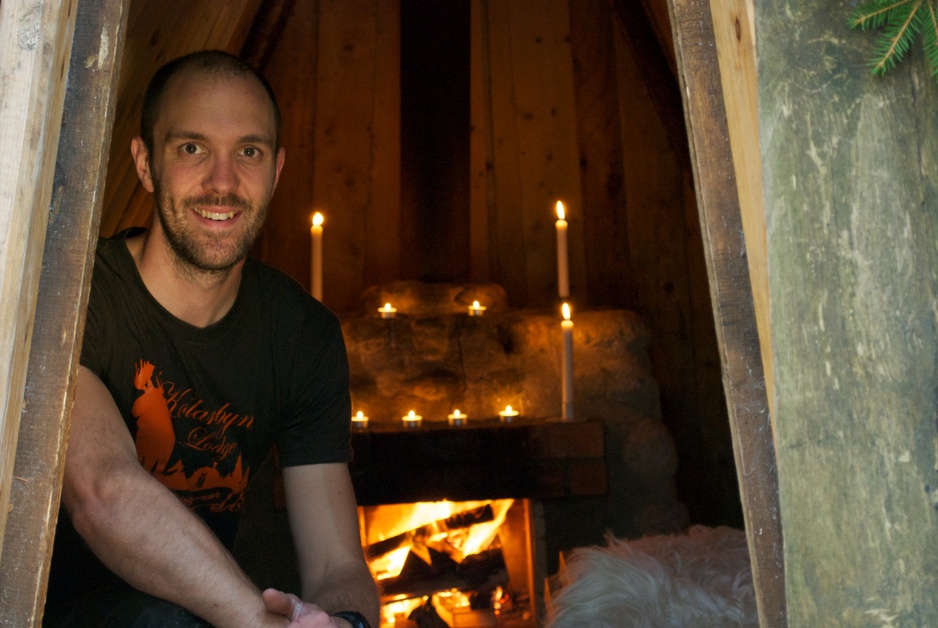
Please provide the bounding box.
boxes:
[848,0,938,79]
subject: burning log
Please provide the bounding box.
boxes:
[380,546,508,599]
[365,504,494,559]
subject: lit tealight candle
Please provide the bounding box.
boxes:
[352,411,369,429]
[448,409,468,426]
[498,405,520,423]
[402,410,422,428]
[468,300,487,317]
[310,212,324,300]
[561,303,574,421]
[378,303,397,319]
[555,201,570,298]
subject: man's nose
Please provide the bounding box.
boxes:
[204,154,238,194]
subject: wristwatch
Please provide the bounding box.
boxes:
[330,610,371,628]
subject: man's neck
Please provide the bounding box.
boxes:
[126,229,244,328]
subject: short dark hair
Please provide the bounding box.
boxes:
[140,50,282,153]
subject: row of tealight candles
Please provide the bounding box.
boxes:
[376,300,486,319]
[351,405,521,429]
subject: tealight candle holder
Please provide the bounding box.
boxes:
[498,405,520,423]
[402,410,422,428]
[447,409,468,426]
[378,303,397,319]
[468,301,487,317]
[351,411,369,429]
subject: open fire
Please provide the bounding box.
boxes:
[359,499,536,627]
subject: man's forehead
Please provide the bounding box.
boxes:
[163,67,266,100]
[154,70,277,135]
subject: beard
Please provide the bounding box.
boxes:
[152,178,268,275]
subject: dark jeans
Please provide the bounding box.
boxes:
[48,584,212,628]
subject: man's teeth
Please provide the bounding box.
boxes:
[197,209,236,221]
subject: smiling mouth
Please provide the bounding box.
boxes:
[196,208,238,221]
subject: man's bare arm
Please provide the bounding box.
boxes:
[62,366,289,627]
[282,463,381,627]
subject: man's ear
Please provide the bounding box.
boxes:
[272,146,286,192]
[130,136,155,193]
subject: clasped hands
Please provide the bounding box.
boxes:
[262,588,355,627]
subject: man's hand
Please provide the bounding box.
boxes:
[262,588,351,627]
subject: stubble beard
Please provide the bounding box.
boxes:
[152,178,268,280]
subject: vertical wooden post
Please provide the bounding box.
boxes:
[760,3,938,625]
[0,0,79,570]
[0,0,129,624]
[668,0,786,625]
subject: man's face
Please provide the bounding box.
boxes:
[134,70,284,273]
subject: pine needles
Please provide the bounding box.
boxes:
[848,0,938,80]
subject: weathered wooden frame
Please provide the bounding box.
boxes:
[668,0,785,626]
[0,0,130,624]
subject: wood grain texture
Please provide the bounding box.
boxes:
[759,2,938,624]
[251,1,321,298]
[0,0,78,573]
[708,0,773,423]
[668,0,785,625]
[0,1,129,624]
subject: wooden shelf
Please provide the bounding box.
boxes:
[349,418,606,505]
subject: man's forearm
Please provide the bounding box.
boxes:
[66,464,281,627]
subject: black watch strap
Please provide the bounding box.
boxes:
[330,610,371,628]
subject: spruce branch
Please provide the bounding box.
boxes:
[849,0,938,80]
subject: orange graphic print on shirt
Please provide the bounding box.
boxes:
[132,360,175,474]
[131,360,251,514]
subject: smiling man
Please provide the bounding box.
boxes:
[44,51,379,628]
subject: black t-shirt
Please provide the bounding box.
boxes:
[46,230,352,619]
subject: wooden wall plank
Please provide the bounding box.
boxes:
[364,0,401,289]
[668,0,785,625]
[476,0,529,306]
[0,0,79,571]
[569,0,632,310]
[469,0,492,283]
[760,3,938,624]
[708,0,773,423]
[310,0,388,312]
[505,0,583,309]
[252,1,321,297]
[98,0,264,237]
[0,2,130,624]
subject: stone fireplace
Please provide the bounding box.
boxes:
[235,281,687,627]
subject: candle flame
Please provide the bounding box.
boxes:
[556,200,566,221]
[382,303,393,311]
[472,301,481,308]
[453,409,462,417]
[562,302,572,320]
[408,410,417,418]
[312,212,324,227]
[355,411,365,419]
[504,405,514,413]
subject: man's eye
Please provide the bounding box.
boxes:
[183,143,200,155]
[242,147,258,158]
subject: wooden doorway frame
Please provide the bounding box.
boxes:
[0,0,786,624]
[0,0,130,624]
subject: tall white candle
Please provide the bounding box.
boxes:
[561,302,574,421]
[555,201,570,298]
[310,212,323,300]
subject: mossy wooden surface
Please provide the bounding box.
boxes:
[759,2,938,624]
